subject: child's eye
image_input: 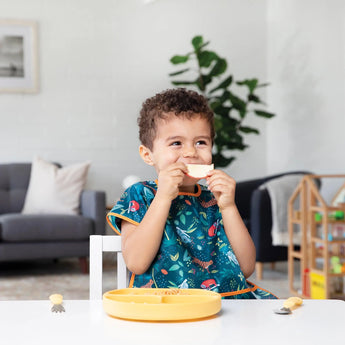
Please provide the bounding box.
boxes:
[170,141,182,146]
[196,140,207,146]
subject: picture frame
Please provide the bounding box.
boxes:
[0,19,39,93]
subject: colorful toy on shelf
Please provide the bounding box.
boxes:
[330,256,342,274]
[314,211,345,222]
[331,210,344,220]
[314,213,322,222]
[310,272,326,299]
[332,224,345,240]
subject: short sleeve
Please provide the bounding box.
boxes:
[107,182,155,235]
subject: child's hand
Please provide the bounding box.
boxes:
[156,162,187,201]
[206,170,236,210]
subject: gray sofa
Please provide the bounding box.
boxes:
[0,163,106,270]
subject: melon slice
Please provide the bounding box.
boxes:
[186,164,214,179]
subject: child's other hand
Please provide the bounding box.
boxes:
[206,170,236,210]
[156,162,187,201]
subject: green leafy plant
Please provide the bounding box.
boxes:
[169,35,275,168]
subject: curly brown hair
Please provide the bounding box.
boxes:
[138,88,215,150]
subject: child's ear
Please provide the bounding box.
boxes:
[139,145,154,166]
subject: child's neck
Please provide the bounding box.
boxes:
[179,184,198,194]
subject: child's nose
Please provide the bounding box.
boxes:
[182,146,196,158]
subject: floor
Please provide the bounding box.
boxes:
[0,258,293,300]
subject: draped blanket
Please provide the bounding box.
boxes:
[260,174,304,246]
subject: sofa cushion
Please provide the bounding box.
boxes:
[0,214,94,242]
[22,156,91,215]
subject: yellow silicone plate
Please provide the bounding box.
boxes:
[103,288,222,321]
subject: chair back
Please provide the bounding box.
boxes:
[89,235,127,300]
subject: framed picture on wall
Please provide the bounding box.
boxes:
[0,19,39,93]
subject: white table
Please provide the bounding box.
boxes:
[0,299,343,345]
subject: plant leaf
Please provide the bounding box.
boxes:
[209,58,227,77]
[212,153,236,168]
[239,126,260,134]
[171,80,196,86]
[228,91,246,117]
[236,79,258,93]
[215,130,248,151]
[209,75,233,93]
[213,105,232,117]
[197,50,218,68]
[219,90,230,103]
[192,35,203,51]
[196,74,212,91]
[254,110,275,118]
[169,68,190,76]
[257,82,270,88]
[170,55,189,64]
[248,94,262,103]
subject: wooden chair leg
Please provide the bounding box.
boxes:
[270,262,276,270]
[256,262,263,280]
[79,257,88,274]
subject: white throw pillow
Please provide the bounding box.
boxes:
[22,156,91,215]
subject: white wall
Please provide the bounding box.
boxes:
[266,0,345,200]
[0,0,269,204]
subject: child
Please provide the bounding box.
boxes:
[107,88,276,299]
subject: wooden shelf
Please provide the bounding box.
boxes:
[288,175,345,300]
[289,251,302,259]
[310,268,325,275]
[313,219,345,224]
[290,219,302,224]
[310,205,341,212]
[310,237,326,244]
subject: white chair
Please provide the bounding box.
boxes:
[89,235,127,300]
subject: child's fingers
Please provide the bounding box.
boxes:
[173,162,188,174]
[206,169,233,181]
[209,182,235,195]
[165,163,187,177]
[207,174,235,190]
[164,164,188,177]
[207,176,236,196]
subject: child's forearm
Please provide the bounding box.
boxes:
[221,205,256,278]
[121,195,172,275]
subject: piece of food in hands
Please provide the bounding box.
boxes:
[186,164,214,179]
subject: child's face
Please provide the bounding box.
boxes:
[140,113,213,188]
